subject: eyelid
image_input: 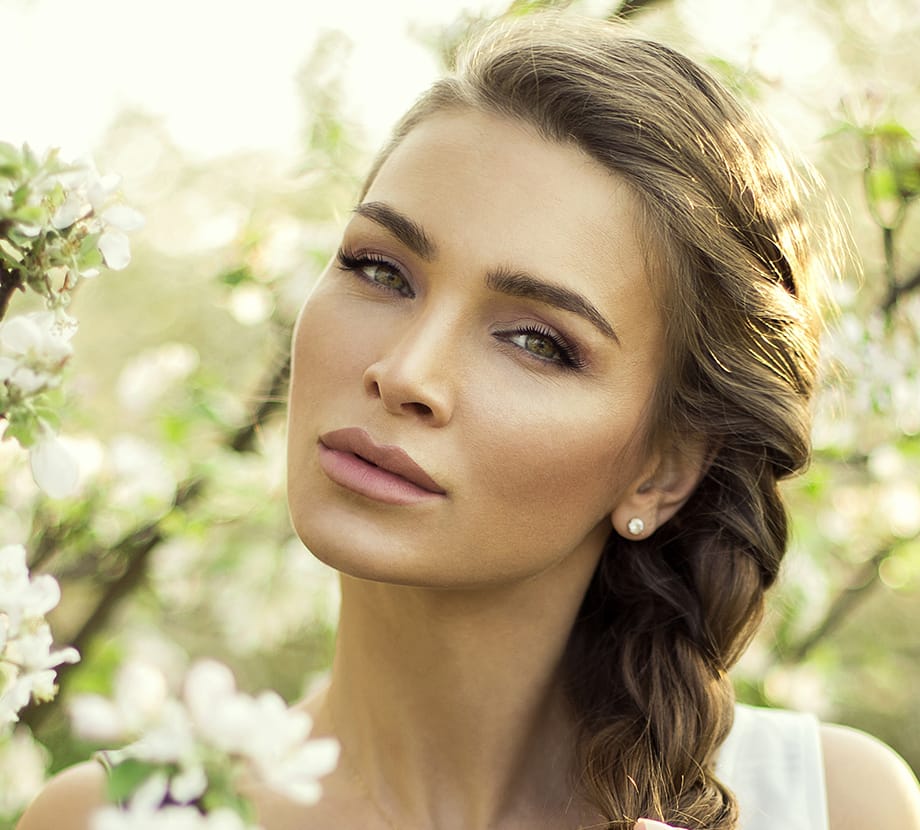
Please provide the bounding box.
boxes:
[494,321,586,371]
[336,247,415,297]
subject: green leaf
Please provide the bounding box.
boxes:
[894,160,920,201]
[12,204,45,225]
[0,143,22,178]
[106,759,163,804]
[31,404,61,432]
[11,183,31,210]
[3,416,38,448]
[78,232,101,257]
[218,266,254,287]
[869,121,914,142]
[200,786,254,822]
[77,245,103,271]
[865,166,900,203]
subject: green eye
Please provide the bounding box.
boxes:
[521,332,562,361]
[500,325,582,370]
[336,249,415,298]
[364,263,409,293]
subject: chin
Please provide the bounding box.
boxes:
[287,503,432,587]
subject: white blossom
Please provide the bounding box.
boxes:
[0,728,49,817]
[0,545,79,725]
[90,771,257,830]
[227,285,273,326]
[169,764,208,805]
[255,733,340,806]
[0,357,16,383]
[108,436,177,511]
[183,660,339,805]
[51,192,91,230]
[29,433,80,498]
[72,657,338,815]
[69,659,169,743]
[0,311,76,405]
[0,311,74,368]
[102,205,146,232]
[115,699,198,766]
[98,229,132,271]
[8,367,48,396]
[0,544,60,631]
[116,343,199,414]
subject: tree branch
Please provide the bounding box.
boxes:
[781,547,889,664]
[0,267,23,321]
[21,347,294,732]
[882,262,920,314]
[19,479,203,732]
[229,352,291,453]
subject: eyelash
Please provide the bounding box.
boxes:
[336,248,415,297]
[334,247,585,372]
[495,324,585,371]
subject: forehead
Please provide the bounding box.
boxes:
[363,110,655,312]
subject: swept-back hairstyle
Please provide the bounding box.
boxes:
[359,13,835,830]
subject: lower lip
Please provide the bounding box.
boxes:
[317,444,445,506]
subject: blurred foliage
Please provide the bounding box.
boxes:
[2,0,920,824]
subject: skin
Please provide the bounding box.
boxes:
[17,111,920,830]
[285,111,678,592]
[283,109,689,828]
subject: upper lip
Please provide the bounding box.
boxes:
[319,427,446,495]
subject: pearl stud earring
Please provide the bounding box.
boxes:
[627,517,645,536]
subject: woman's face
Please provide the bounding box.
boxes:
[287,109,665,589]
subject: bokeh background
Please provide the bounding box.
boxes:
[2,0,919,822]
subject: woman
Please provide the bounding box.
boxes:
[19,12,920,830]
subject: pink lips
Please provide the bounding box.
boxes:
[317,427,446,505]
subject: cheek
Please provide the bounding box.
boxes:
[289,289,372,405]
[463,387,649,559]
[488,409,637,503]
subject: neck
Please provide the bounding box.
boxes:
[320,542,604,830]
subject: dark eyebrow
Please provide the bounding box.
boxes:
[352,201,437,261]
[352,201,618,344]
[487,267,620,344]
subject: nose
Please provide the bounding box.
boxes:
[362,313,456,426]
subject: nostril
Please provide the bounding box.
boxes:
[363,362,449,424]
[403,401,434,417]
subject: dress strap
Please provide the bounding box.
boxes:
[716,704,829,830]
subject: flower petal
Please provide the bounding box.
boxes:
[30,434,80,498]
[69,695,125,742]
[0,356,17,381]
[98,230,131,270]
[0,316,42,355]
[102,205,145,232]
[22,573,62,618]
[169,764,207,804]
[51,194,90,230]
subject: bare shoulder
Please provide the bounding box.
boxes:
[822,722,920,830]
[16,761,108,830]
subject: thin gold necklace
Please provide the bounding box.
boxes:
[328,703,402,830]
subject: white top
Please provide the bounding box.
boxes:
[717,704,829,830]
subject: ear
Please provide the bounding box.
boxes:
[610,437,712,540]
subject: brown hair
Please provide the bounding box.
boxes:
[360,13,834,830]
